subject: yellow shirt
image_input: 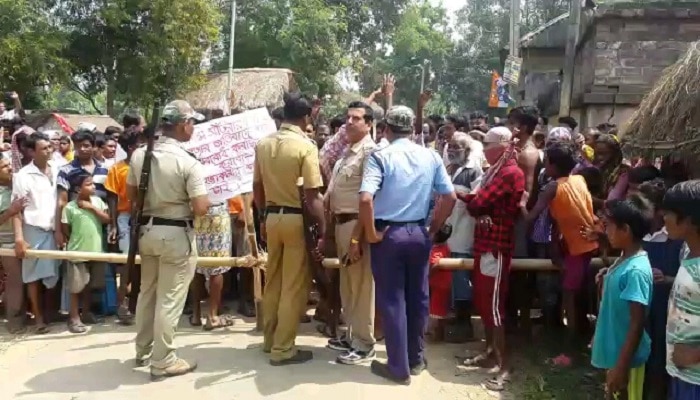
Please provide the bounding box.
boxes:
[104,160,131,213]
[253,123,322,207]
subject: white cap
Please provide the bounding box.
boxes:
[482,126,512,144]
[547,126,572,142]
[77,122,97,132]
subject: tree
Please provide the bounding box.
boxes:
[214,0,348,95]
[57,0,221,115]
[0,0,68,103]
[357,1,454,108]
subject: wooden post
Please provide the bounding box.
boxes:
[241,193,264,331]
[560,0,582,117]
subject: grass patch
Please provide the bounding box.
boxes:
[510,330,605,400]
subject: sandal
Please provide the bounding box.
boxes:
[316,323,334,338]
[482,374,511,392]
[81,312,102,325]
[67,321,87,334]
[203,315,235,331]
[189,315,203,327]
[461,353,492,367]
[34,324,50,335]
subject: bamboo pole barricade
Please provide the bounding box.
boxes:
[0,248,607,270]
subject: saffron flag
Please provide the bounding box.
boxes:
[488,71,514,109]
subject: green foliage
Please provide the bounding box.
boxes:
[57,0,221,114]
[0,0,68,97]
[358,1,454,108]
[215,0,348,95]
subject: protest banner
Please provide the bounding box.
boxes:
[184,108,277,203]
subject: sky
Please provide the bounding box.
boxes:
[430,0,468,15]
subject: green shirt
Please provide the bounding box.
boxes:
[61,196,107,254]
[667,256,700,384]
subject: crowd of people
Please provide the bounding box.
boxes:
[0,82,698,399]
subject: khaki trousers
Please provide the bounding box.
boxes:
[134,225,197,369]
[336,220,375,351]
[262,213,311,361]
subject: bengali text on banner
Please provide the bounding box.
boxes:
[183,108,277,203]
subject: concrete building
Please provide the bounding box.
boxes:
[515,1,700,133]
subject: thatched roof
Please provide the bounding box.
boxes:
[183,68,297,113]
[623,41,700,155]
[25,112,122,133]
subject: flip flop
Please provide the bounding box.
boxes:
[203,315,235,331]
[67,321,87,334]
[482,374,512,392]
[34,324,50,335]
[461,353,490,366]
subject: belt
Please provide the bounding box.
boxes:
[140,216,193,228]
[266,206,303,215]
[335,213,358,225]
[375,219,425,229]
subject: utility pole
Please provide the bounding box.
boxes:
[226,0,237,115]
[560,0,582,117]
[509,0,521,58]
[419,60,429,94]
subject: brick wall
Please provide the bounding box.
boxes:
[591,8,700,87]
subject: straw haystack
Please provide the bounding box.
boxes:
[623,41,700,156]
[184,68,297,115]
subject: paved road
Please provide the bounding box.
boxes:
[0,316,508,400]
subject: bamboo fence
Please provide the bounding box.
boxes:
[0,248,606,271]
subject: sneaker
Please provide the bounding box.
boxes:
[270,350,313,366]
[410,359,428,376]
[327,337,352,351]
[150,358,197,382]
[337,348,376,365]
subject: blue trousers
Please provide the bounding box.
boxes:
[671,377,700,400]
[370,225,431,379]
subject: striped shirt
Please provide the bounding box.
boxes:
[57,158,109,201]
[667,256,700,384]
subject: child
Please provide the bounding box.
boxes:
[427,224,452,342]
[592,194,654,400]
[526,141,598,335]
[661,180,700,399]
[61,173,111,334]
[638,179,684,400]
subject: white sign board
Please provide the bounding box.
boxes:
[184,108,276,203]
[503,55,523,85]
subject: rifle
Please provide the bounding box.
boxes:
[297,178,338,334]
[126,129,156,272]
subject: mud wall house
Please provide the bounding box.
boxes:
[516,1,700,133]
[26,112,122,134]
[183,68,297,119]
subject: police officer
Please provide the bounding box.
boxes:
[253,92,324,366]
[127,100,210,381]
[325,101,377,365]
[358,105,456,384]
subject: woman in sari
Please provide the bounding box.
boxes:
[593,133,629,208]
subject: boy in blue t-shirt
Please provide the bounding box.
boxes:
[592,194,654,400]
[661,180,700,400]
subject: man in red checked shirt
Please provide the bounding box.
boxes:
[456,126,525,392]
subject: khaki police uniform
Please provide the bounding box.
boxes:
[254,123,323,362]
[328,134,376,352]
[128,135,207,369]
